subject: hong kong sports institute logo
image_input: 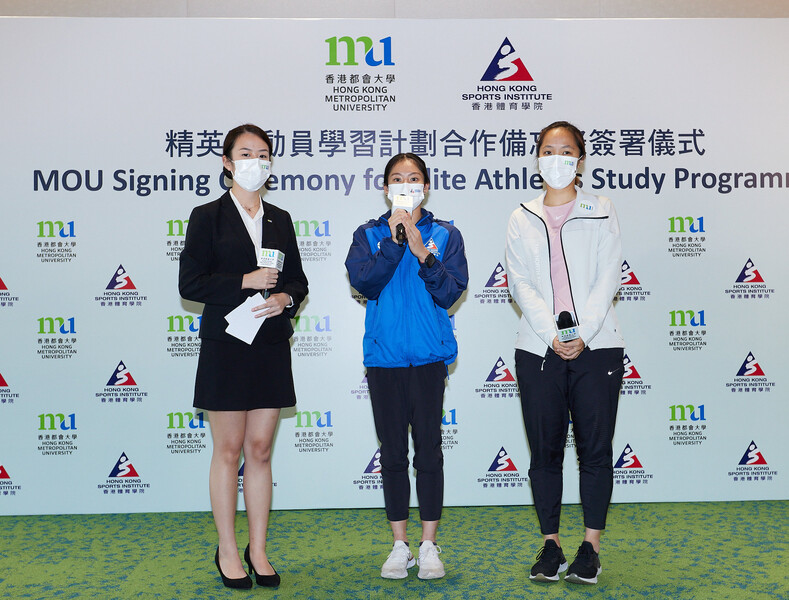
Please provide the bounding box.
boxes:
[736,353,765,377]
[96,361,147,404]
[725,352,775,395]
[0,275,18,309]
[476,446,528,490]
[107,361,138,386]
[488,447,517,472]
[729,441,777,484]
[352,448,382,492]
[621,260,640,285]
[620,354,651,397]
[475,263,511,305]
[487,358,515,383]
[614,444,643,469]
[99,452,151,496]
[95,265,147,307]
[108,452,139,478]
[0,463,19,495]
[614,444,653,486]
[476,357,519,400]
[616,260,651,302]
[0,370,19,406]
[739,441,767,466]
[736,259,763,283]
[363,448,382,474]
[461,37,552,111]
[481,38,533,81]
[106,264,136,290]
[724,258,774,300]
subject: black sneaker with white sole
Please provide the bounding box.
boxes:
[529,539,568,582]
[565,541,602,585]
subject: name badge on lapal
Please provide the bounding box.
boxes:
[258,248,285,270]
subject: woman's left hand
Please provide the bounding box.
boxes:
[252,293,289,319]
[552,336,585,361]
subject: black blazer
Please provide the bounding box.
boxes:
[179,192,309,344]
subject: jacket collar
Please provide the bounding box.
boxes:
[219,192,257,263]
[522,187,603,220]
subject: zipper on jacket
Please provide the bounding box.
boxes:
[522,202,608,328]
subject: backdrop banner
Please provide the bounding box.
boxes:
[0,17,786,514]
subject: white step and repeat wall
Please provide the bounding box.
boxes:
[0,18,786,515]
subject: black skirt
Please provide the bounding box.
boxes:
[193,338,297,411]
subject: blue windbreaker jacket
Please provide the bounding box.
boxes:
[345,209,468,368]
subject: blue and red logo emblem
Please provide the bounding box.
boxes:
[481,38,533,81]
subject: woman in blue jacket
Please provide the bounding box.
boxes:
[345,153,468,581]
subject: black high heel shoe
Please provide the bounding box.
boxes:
[244,544,281,587]
[214,548,253,589]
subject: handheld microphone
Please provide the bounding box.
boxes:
[258,248,285,299]
[555,310,579,342]
[392,194,413,244]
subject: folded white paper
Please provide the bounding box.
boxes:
[224,293,266,344]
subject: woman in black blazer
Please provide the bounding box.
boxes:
[179,124,308,589]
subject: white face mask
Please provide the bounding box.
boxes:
[538,155,579,190]
[232,158,271,192]
[387,183,425,212]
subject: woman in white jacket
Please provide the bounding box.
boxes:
[505,121,625,586]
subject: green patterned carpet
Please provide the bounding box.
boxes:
[1,501,786,599]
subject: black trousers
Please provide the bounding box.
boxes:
[367,362,447,522]
[515,347,624,534]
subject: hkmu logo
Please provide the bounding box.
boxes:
[38,413,77,431]
[442,408,457,426]
[37,220,75,238]
[293,219,331,237]
[167,315,201,333]
[295,410,332,428]
[294,315,331,333]
[37,316,76,334]
[166,219,189,237]
[669,405,705,422]
[325,36,394,66]
[167,411,206,430]
[668,216,705,233]
[669,309,706,327]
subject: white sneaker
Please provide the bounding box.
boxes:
[380,540,415,579]
[417,540,445,579]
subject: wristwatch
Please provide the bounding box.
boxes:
[424,253,436,268]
